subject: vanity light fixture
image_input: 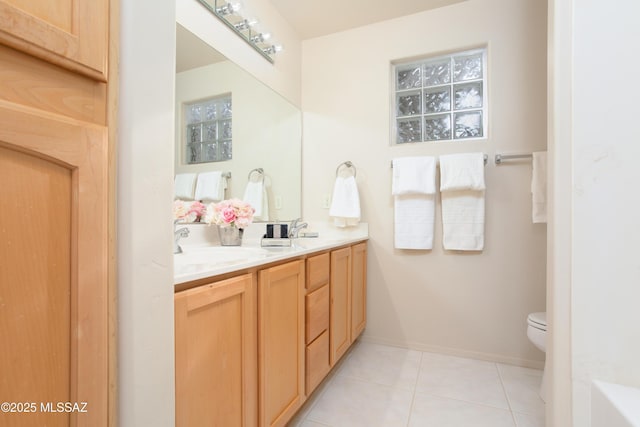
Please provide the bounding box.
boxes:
[262,45,282,55]
[197,0,282,63]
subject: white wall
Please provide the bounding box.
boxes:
[546,0,573,425]
[552,1,640,425]
[118,0,176,426]
[117,1,302,425]
[302,0,548,366]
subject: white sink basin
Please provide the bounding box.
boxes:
[175,246,271,270]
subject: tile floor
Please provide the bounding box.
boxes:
[288,341,545,427]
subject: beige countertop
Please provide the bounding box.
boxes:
[174,222,368,285]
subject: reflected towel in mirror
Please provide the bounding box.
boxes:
[194,171,227,201]
[244,181,269,221]
[174,173,197,200]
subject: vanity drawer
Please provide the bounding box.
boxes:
[305,284,329,344]
[305,330,330,395]
[306,252,329,291]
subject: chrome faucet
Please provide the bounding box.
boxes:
[288,218,308,238]
[174,221,190,254]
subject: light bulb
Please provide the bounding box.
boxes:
[263,44,283,55]
[234,18,257,31]
[251,32,271,43]
[216,2,240,15]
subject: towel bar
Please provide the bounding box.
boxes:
[390,154,488,168]
[495,153,533,164]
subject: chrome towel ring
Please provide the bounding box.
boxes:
[336,161,356,178]
[248,168,264,181]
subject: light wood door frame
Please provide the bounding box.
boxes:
[0,100,108,425]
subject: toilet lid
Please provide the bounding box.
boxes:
[527,312,547,331]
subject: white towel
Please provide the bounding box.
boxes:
[439,152,486,191]
[441,190,485,250]
[243,181,269,221]
[194,171,226,202]
[531,151,547,223]
[329,176,361,228]
[392,157,436,250]
[394,194,436,249]
[392,157,437,195]
[439,153,485,251]
[174,173,197,200]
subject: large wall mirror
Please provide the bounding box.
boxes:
[174,23,302,221]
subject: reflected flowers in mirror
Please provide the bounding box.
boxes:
[174,200,207,223]
[205,199,254,229]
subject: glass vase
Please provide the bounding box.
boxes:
[218,225,243,246]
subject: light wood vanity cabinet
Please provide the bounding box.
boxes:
[174,273,257,427]
[351,242,368,340]
[258,260,305,427]
[330,247,352,365]
[329,243,367,366]
[305,253,331,395]
[174,241,367,427]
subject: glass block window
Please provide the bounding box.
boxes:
[392,48,487,143]
[184,94,232,164]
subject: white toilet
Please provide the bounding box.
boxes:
[527,311,548,402]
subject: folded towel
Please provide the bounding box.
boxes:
[441,190,485,251]
[329,176,361,228]
[392,157,437,195]
[439,152,486,191]
[392,156,436,249]
[531,151,547,223]
[174,173,197,200]
[243,180,269,221]
[194,171,226,202]
[439,153,485,251]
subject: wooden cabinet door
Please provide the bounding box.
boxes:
[351,242,367,340]
[175,274,257,427]
[330,247,351,365]
[0,103,107,426]
[258,260,305,427]
[0,0,108,79]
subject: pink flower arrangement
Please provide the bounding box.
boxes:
[205,199,254,229]
[174,200,207,223]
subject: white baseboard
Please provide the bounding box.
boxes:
[358,334,545,370]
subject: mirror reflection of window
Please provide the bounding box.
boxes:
[175,23,302,221]
[184,94,232,164]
